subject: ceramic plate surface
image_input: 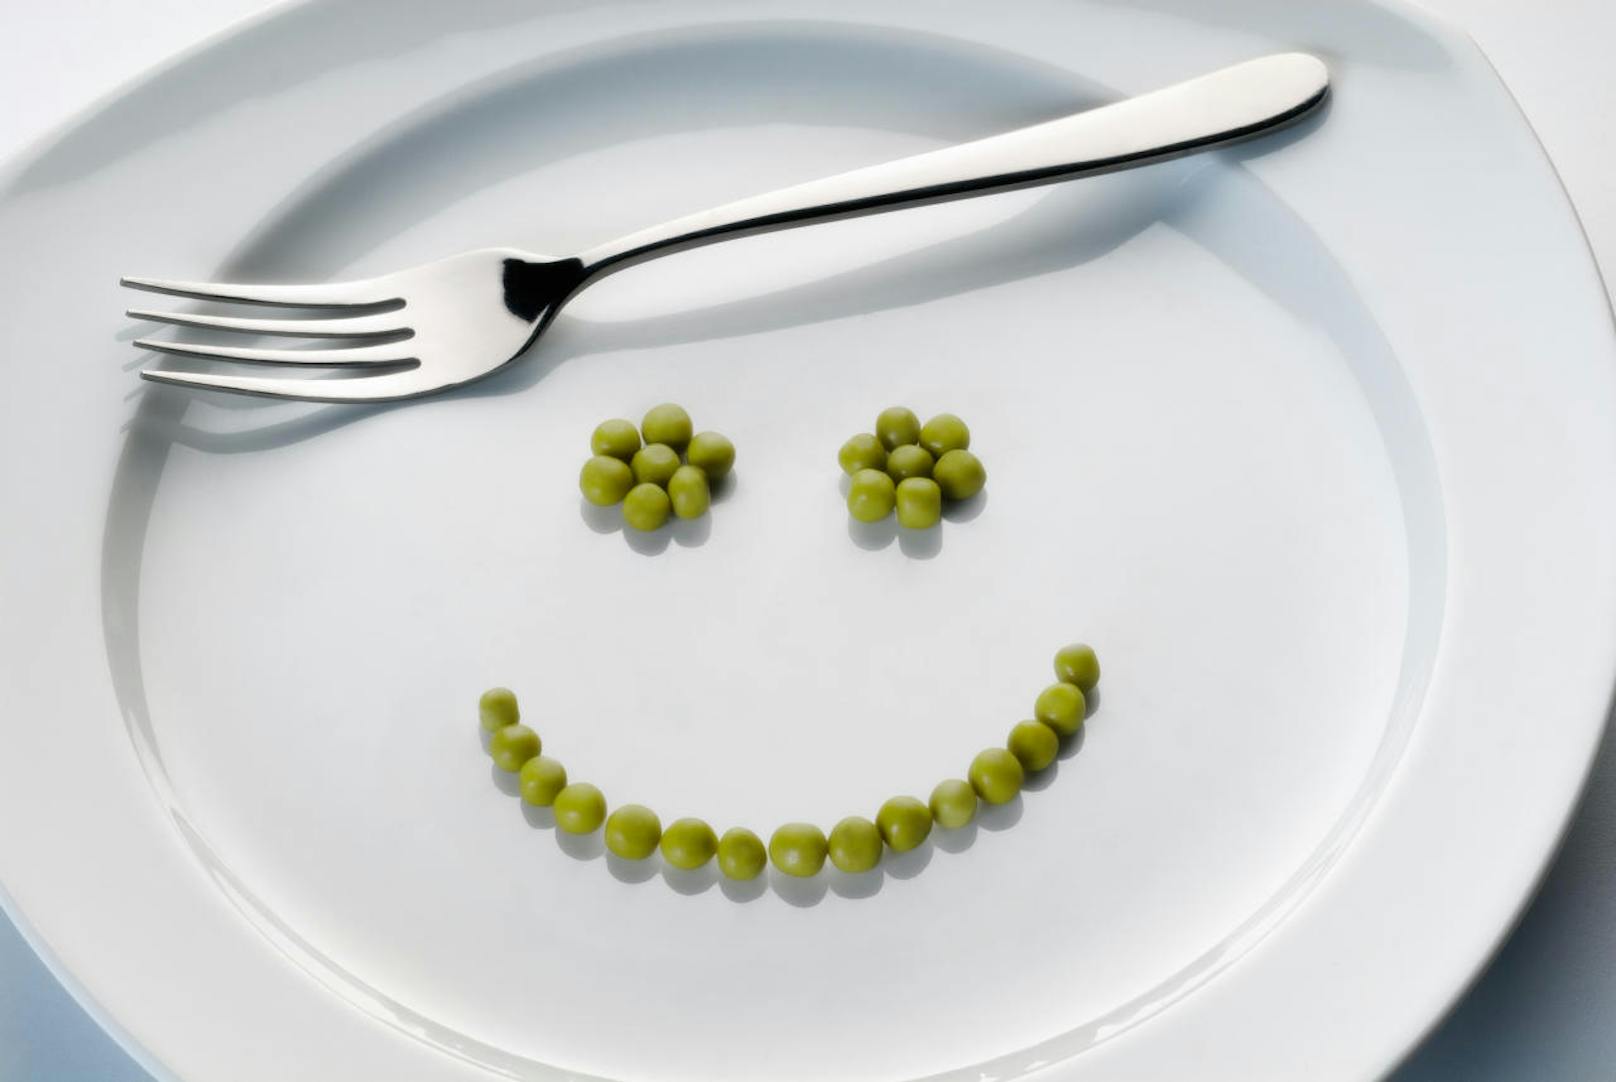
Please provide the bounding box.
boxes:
[1,2,1613,1080]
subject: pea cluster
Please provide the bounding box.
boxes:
[478,642,1099,884]
[579,404,735,531]
[839,407,987,529]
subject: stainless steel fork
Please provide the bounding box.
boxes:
[123,53,1328,403]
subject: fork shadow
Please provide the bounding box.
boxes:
[118,6,1339,455]
[126,155,1185,454]
[123,98,1335,456]
[102,26,1098,444]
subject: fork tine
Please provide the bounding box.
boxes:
[140,365,428,403]
[126,308,409,338]
[134,338,414,367]
[121,274,397,308]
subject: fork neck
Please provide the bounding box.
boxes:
[502,256,588,324]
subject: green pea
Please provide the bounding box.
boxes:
[660,818,718,870]
[838,433,888,476]
[929,778,978,830]
[969,747,1025,805]
[686,431,735,481]
[1054,643,1101,693]
[895,477,942,529]
[875,406,921,451]
[605,804,662,860]
[590,419,641,462]
[478,687,519,731]
[489,724,541,772]
[519,755,567,806]
[668,465,711,520]
[828,816,883,873]
[641,404,693,453]
[847,468,896,523]
[885,444,934,482]
[579,454,635,506]
[554,783,607,834]
[919,413,970,457]
[933,449,986,501]
[630,443,681,487]
[622,483,671,531]
[769,822,828,877]
[717,827,767,881]
[1008,720,1059,772]
[876,796,933,852]
[1035,682,1087,737]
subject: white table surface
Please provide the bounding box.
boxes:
[0,2,1611,1079]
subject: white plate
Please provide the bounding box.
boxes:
[1,2,1613,1080]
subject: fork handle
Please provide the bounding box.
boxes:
[576,53,1327,280]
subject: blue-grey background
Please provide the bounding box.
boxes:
[2,1,1613,1079]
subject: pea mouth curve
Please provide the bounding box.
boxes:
[475,643,1100,894]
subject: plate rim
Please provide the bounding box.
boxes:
[1,2,1613,1080]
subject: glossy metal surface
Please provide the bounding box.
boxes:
[123,52,1328,402]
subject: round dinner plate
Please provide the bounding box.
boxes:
[2,2,1613,1080]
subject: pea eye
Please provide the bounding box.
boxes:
[579,408,733,536]
[838,407,983,530]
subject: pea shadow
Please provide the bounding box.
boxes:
[661,863,720,896]
[489,763,522,797]
[606,853,660,885]
[555,830,605,861]
[719,875,768,904]
[578,497,713,554]
[828,866,885,900]
[933,821,979,854]
[768,867,830,908]
[885,839,935,879]
[838,475,984,557]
